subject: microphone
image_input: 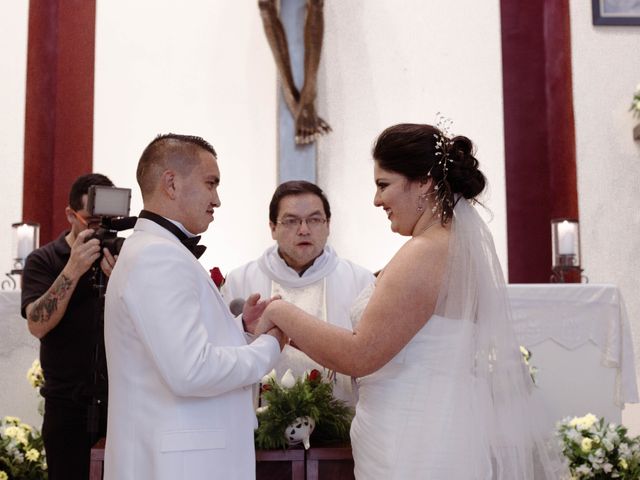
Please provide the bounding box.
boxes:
[229,298,245,317]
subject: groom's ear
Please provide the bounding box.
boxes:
[160,169,177,200]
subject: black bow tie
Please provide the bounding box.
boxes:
[180,235,207,259]
[138,210,207,259]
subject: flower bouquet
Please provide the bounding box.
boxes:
[255,369,353,450]
[0,416,47,480]
[556,413,640,479]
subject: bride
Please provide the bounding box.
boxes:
[256,122,568,479]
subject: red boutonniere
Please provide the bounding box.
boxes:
[307,369,321,382]
[209,267,225,289]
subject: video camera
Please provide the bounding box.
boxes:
[86,185,136,257]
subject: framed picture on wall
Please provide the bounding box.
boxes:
[592,0,640,25]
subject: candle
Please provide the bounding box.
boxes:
[557,221,576,255]
[16,224,34,260]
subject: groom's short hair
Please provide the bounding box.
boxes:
[268,180,331,224]
[136,133,217,198]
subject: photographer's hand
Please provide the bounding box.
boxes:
[26,229,100,339]
[100,248,117,277]
[65,229,101,279]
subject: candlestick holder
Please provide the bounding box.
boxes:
[2,259,24,290]
[550,218,585,283]
[3,222,39,290]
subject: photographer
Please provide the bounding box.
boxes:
[21,173,117,480]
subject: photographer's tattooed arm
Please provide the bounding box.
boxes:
[26,229,101,339]
[26,273,77,339]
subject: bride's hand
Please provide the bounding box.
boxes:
[254,315,276,336]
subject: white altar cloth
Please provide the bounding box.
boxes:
[0,290,40,427]
[508,284,638,425]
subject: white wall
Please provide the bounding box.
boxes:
[569,0,640,433]
[94,0,506,276]
[94,0,279,273]
[0,1,28,277]
[317,0,506,272]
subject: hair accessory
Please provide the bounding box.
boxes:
[428,112,455,223]
[432,112,454,177]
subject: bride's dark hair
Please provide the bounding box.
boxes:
[372,123,486,223]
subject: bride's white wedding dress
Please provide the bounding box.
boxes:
[347,199,568,480]
[350,286,492,479]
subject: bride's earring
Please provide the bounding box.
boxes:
[416,193,427,213]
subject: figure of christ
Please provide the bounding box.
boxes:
[258,0,331,145]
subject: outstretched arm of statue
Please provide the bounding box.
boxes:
[258,0,300,116]
[296,0,331,144]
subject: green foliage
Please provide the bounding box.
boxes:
[255,371,353,450]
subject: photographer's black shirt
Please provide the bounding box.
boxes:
[21,231,108,405]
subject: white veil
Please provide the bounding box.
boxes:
[434,197,569,479]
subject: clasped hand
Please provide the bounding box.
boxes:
[241,294,285,349]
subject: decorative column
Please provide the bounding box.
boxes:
[501,0,579,283]
[23,0,96,244]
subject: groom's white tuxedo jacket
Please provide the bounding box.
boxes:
[103,218,280,480]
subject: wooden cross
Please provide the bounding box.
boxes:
[258,0,331,184]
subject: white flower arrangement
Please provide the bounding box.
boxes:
[556,413,640,479]
[630,83,640,119]
[26,359,44,417]
[0,417,47,479]
[0,361,48,479]
[25,360,44,390]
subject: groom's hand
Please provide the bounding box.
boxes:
[241,293,281,334]
[265,327,287,351]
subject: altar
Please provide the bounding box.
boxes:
[0,289,40,427]
[508,283,639,427]
[1,284,639,479]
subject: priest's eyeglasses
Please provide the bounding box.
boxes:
[276,216,328,229]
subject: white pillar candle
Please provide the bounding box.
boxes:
[557,220,576,255]
[16,224,35,260]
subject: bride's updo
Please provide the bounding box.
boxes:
[372,123,486,223]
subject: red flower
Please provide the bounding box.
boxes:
[308,369,321,382]
[261,383,272,392]
[209,267,225,289]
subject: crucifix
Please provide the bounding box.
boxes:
[258,0,330,183]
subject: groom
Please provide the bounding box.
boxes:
[103,133,285,480]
